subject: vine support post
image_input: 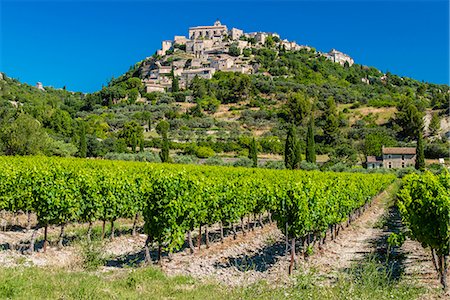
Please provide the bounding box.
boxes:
[431,248,440,275]
[101,220,106,240]
[285,221,289,254]
[219,221,224,243]
[26,211,31,231]
[231,222,237,240]
[197,225,202,250]
[439,254,448,291]
[289,237,296,275]
[188,230,195,254]
[28,226,39,253]
[157,243,162,266]
[87,221,93,242]
[58,224,65,249]
[205,225,210,249]
[258,214,264,228]
[241,218,246,236]
[144,235,152,264]
[132,213,139,236]
[43,224,48,253]
[110,220,115,240]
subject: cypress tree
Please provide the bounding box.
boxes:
[171,71,179,93]
[285,125,301,170]
[415,130,425,171]
[157,121,170,163]
[323,97,339,144]
[306,115,316,163]
[139,138,145,153]
[160,132,170,163]
[248,137,258,168]
[79,121,87,158]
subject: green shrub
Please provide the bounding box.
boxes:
[204,156,225,166]
[232,157,253,168]
[263,160,285,169]
[173,154,198,165]
[195,146,215,158]
[300,160,319,171]
[395,167,420,178]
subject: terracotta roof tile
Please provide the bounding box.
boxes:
[367,156,382,163]
[382,147,416,155]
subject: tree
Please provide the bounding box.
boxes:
[305,115,316,163]
[229,43,241,57]
[248,137,258,167]
[323,97,339,145]
[415,131,425,171]
[78,120,87,158]
[363,130,397,156]
[171,67,179,92]
[190,76,207,99]
[284,125,301,170]
[119,121,144,153]
[395,100,424,140]
[157,120,170,163]
[429,113,440,136]
[264,36,275,48]
[0,114,48,155]
[285,92,312,125]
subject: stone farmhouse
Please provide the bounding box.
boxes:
[144,20,355,94]
[366,147,416,169]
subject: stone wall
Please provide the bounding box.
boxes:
[382,154,416,169]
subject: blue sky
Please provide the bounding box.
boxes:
[1,0,449,92]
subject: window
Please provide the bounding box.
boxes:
[402,155,405,160]
[402,162,405,168]
[388,162,392,169]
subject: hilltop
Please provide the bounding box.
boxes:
[0,21,448,169]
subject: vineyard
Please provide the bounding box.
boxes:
[0,156,393,255]
[0,156,448,297]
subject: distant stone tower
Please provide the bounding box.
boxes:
[36,82,45,91]
[214,19,221,26]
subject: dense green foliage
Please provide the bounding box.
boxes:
[397,171,449,290]
[306,115,316,163]
[0,156,394,257]
[285,125,301,169]
[415,131,425,171]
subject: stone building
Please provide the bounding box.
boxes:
[209,55,234,70]
[181,68,216,85]
[36,82,45,91]
[230,28,244,40]
[189,20,228,40]
[186,39,214,57]
[325,49,354,66]
[157,40,173,56]
[174,36,188,45]
[366,147,416,169]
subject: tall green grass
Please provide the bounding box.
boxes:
[0,259,433,300]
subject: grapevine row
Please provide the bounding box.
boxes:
[397,171,449,291]
[0,156,395,261]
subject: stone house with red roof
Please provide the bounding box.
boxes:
[366,146,416,169]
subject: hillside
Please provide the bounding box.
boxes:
[0,21,449,169]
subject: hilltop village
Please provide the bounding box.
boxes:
[140,20,354,93]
